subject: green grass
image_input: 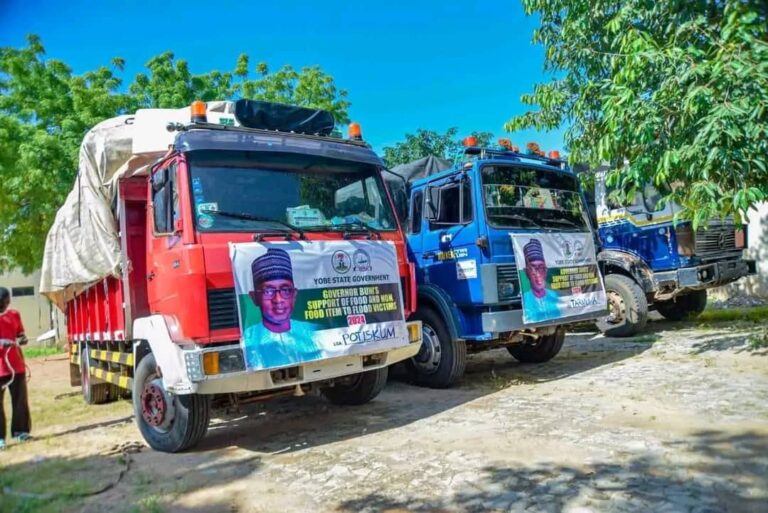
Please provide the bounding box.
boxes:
[698,305,768,323]
[22,346,65,359]
[0,455,116,513]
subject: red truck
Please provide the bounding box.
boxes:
[41,100,422,452]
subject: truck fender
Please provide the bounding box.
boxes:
[597,250,655,293]
[133,315,198,395]
[417,284,464,341]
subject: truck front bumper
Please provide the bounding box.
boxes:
[184,320,422,395]
[481,308,609,334]
[654,259,756,291]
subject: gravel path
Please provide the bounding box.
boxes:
[3,320,767,513]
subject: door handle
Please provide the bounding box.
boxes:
[423,252,436,260]
[146,271,156,281]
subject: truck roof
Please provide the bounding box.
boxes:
[409,150,572,188]
[173,124,384,167]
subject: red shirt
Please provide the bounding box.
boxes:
[0,309,26,377]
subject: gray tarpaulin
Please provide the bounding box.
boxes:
[40,102,235,309]
[384,155,452,223]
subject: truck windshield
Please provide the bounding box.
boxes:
[481,165,590,231]
[187,151,397,233]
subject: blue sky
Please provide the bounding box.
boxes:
[0,0,565,154]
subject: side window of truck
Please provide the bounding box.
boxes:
[411,190,423,234]
[152,162,179,234]
[429,179,472,228]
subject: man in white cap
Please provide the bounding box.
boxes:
[521,238,562,323]
[243,248,322,369]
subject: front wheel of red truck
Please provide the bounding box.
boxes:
[133,353,210,453]
[405,307,466,389]
[321,368,388,406]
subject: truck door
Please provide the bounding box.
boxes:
[146,160,189,315]
[596,174,676,270]
[420,174,481,307]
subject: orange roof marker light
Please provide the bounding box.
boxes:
[191,101,207,123]
[463,136,478,147]
[498,138,520,152]
[526,142,545,156]
[548,150,561,160]
[348,122,363,141]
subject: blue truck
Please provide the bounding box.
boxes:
[386,143,608,388]
[588,167,757,337]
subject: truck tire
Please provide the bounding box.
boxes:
[507,327,565,363]
[81,347,111,405]
[656,290,707,321]
[596,274,648,337]
[321,368,388,406]
[405,307,466,388]
[133,353,210,453]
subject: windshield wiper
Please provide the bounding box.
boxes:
[541,216,584,230]
[328,222,381,239]
[490,214,544,229]
[207,211,305,238]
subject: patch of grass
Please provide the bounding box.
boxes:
[0,455,116,513]
[126,495,166,513]
[22,346,65,359]
[698,305,768,323]
[747,328,768,351]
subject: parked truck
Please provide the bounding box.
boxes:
[386,140,609,388]
[589,167,757,336]
[40,100,422,452]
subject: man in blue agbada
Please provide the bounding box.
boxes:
[521,238,562,323]
[243,248,322,369]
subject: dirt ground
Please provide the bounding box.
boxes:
[1,318,767,513]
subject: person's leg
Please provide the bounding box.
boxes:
[0,380,7,443]
[10,375,31,438]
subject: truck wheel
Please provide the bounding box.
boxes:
[405,307,466,388]
[81,347,111,405]
[656,290,707,321]
[321,368,388,406]
[596,274,648,337]
[507,327,565,363]
[133,353,210,453]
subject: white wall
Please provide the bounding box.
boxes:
[0,269,66,342]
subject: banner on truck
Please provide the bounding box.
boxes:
[230,240,408,370]
[511,233,607,324]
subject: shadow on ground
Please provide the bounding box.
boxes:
[335,429,768,513]
[198,332,654,454]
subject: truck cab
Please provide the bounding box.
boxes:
[592,168,757,336]
[398,141,608,387]
[58,100,422,452]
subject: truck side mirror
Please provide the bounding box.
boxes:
[425,186,439,221]
[151,169,168,192]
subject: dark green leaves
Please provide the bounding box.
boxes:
[506,0,768,228]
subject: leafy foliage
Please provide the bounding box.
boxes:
[0,36,350,272]
[506,0,768,227]
[382,128,494,167]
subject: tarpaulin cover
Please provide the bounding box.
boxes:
[39,116,160,309]
[234,99,335,136]
[384,155,452,223]
[40,102,238,309]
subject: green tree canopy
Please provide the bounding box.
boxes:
[0,36,350,273]
[382,128,494,168]
[506,0,768,226]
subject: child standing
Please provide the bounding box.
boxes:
[0,287,31,449]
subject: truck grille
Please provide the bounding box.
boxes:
[497,263,520,302]
[207,288,239,330]
[695,226,737,257]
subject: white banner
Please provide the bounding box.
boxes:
[230,240,408,370]
[511,232,607,324]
